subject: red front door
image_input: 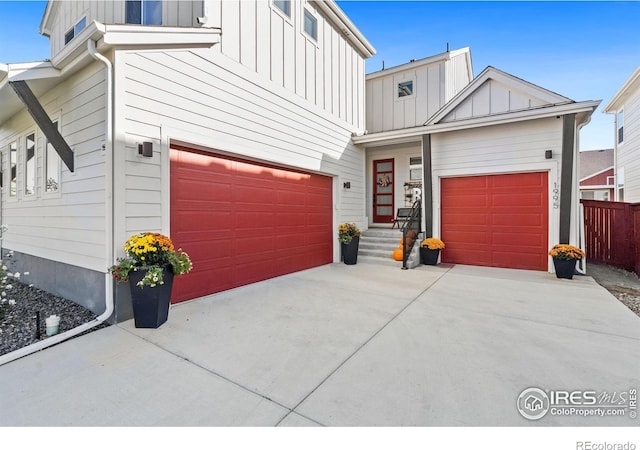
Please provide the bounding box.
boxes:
[373,159,394,224]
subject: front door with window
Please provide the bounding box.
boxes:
[373,158,394,224]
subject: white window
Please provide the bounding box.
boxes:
[303,9,317,41]
[25,133,36,196]
[409,156,422,181]
[64,16,86,45]
[273,0,291,18]
[398,80,414,98]
[126,0,162,25]
[618,167,625,187]
[46,122,61,193]
[8,141,17,197]
[617,110,624,144]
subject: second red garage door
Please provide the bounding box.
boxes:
[440,172,549,271]
[170,145,333,303]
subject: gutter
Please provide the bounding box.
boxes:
[0,40,115,366]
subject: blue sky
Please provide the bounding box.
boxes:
[1,1,639,150]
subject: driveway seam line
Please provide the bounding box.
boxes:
[280,266,454,424]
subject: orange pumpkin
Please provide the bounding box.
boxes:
[392,247,404,261]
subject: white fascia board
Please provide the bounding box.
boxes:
[579,184,614,189]
[353,101,601,146]
[313,1,375,58]
[603,65,640,113]
[39,0,55,37]
[579,166,615,182]
[98,24,221,48]
[366,51,453,80]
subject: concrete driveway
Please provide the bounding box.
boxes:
[1,263,639,426]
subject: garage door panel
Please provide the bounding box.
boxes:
[441,172,548,271]
[170,146,333,303]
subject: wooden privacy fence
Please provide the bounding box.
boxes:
[581,199,640,276]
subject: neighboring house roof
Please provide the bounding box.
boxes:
[579,149,614,180]
[603,64,640,112]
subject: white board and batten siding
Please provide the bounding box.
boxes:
[617,86,640,202]
[46,0,202,58]
[205,0,366,130]
[0,62,107,272]
[365,51,471,134]
[115,47,365,252]
[430,117,565,240]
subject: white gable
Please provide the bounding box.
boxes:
[428,66,573,125]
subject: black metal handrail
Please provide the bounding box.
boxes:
[401,200,422,269]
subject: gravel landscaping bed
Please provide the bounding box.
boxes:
[0,282,109,357]
[587,263,640,319]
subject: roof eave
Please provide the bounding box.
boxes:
[353,101,601,147]
[313,0,375,58]
[603,65,640,113]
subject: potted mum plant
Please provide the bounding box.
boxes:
[338,223,361,265]
[549,244,585,280]
[419,237,445,265]
[109,232,192,328]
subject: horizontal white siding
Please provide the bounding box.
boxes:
[618,87,640,202]
[205,0,365,129]
[0,62,107,271]
[115,49,366,254]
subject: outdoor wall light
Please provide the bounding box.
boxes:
[343,181,351,189]
[545,150,553,159]
[138,141,153,157]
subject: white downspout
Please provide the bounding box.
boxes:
[0,40,115,366]
[575,115,592,275]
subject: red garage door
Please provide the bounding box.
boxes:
[170,145,333,303]
[441,172,548,271]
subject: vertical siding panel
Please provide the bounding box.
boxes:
[323,20,332,113]
[382,77,393,131]
[330,28,339,117]
[371,79,382,132]
[338,38,346,121]
[295,28,306,97]
[416,67,429,123]
[166,1,179,26]
[305,40,316,104]
[345,46,352,125]
[113,0,123,23]
[255,0,270,77]
[315,20,324,110]
[240,0,257,71]
[270,14,284,85]
[282,19,295,91]
[427,64,441,118]
[177,0,193,26]
[221,0,240,62]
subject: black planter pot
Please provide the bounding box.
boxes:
[553,258,576,280]
[420,247,440,265]
[341,237,360,265]
[128,266,174,328]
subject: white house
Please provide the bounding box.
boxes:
[0,0,600,324]
[603,64,640,202]
[354,60,599,272]
[0,0,375,321]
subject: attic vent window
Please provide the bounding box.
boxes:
[126,0,162,25]
[273,0,291,18]
[398,80,414,98]
[64,16,86,45]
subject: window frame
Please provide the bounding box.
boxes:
[64,16,87,45]
[126,0,163,26]
[617,109,624,144]
[302,7,318,42]
[396,79,416,100]
[8,141,17,198]
[273,0,292,19]
[24,131,37,198]
[44,119,62,197]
